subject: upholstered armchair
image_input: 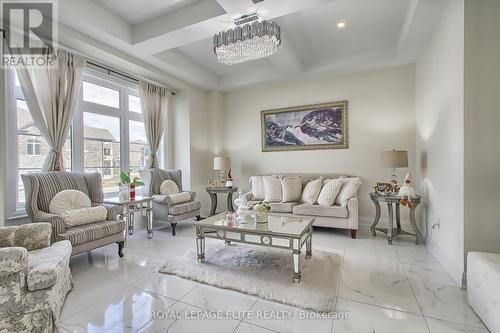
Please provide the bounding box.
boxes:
[0,223,72,333]
[140,168,201,235]
[21,172,126,257]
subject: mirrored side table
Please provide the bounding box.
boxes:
[205,187,238,217]
[369,192,423,245]
[104,195,154,239]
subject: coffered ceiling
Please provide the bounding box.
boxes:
[58,0,450,90]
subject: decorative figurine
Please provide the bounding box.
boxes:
[234,190,252,217]
[225,169,233,187]
[398,172,416,208]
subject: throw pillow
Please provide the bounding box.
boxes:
[61,206,108,227]
[301,177,324,204]
[49,190,91,215]
[263,175,283,202]
[168,192,191,205]
[317,179,344,206]
[335,177,362,207]
[281,176,302,202]
[160,180,180,195]
[249,176,265,200]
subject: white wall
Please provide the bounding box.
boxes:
[222,65,416,224]
[171,87,219,217]
[415,0,464,285]
[463,0,500,260]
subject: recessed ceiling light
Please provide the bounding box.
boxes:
[337,20,346,29]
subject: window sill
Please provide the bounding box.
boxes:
[7,210,28,220]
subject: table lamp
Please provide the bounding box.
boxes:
[381,150,408,190]
[213,156,231,187]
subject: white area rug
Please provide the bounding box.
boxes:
[159,243,342,312]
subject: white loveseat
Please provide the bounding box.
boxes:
[240,173,360,238]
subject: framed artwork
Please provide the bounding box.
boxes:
[261,100,348,152]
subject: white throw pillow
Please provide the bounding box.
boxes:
[301,177,324,204]
[263,175,282,202]
[335,177,362,207]
[317,179,344,206]
[160,180,180,195]
[249,176,265,200]
[281,176,302,202]
[61,206,108,227]
[49,190,91,215]
[168,192,191,205]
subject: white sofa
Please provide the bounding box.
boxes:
[467,251,500,333]
[240,173,360,238]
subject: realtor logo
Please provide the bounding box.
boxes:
[1,0,57,67]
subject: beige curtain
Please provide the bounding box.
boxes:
[139,80,169,168]
[16,49,86,171]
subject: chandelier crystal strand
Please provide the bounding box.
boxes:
[214,20,281,65]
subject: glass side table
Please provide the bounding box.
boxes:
[104,195,154,239]
[369,192,423,245]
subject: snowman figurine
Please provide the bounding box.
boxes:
[398,172,416,208]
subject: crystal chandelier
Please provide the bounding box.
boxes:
[213,14,281,65]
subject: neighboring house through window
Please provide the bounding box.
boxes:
[26,139,42,155]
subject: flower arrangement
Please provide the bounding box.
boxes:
[254,201,271,223]
[119,171,145,201]
[254,202,271,213]
[119,171,145,187]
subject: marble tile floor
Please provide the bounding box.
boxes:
[60,221,489,333]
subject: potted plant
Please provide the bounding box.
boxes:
[119,171,145,201]
[253,201,271,223]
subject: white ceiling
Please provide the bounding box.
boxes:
[90,0,201,25]
[58,0,451,91]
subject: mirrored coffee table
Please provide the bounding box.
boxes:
[194,213,314,283]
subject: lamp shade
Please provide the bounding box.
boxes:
[381,150,408,168]
[213,156,231,170]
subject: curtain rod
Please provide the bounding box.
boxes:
[0,28,176,96]
[87,61,176,96]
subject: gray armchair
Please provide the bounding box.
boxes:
[21,172,126,257]
[140,168,201,235]
[0,223,72,333]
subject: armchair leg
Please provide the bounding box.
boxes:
[171,223,177,236]
[350,229,357,239]
[117,241,125,257]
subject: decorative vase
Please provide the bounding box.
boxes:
[255,210,269,223]
[129,183,136,201]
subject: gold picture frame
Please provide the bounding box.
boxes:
[261,100,348,152]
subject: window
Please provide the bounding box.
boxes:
[26,139,42,155]
[7,68,162,217]
[83,112,121,192]
[129,120,148,171]
[129,94,141,113]
[77,70,155,196]
[82,81,120,108]
[12,74,72,210]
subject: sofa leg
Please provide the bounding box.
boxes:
[117,241,124,257]
[196,215,202,221]
[351,229,357,239]
[171,223,177,236]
